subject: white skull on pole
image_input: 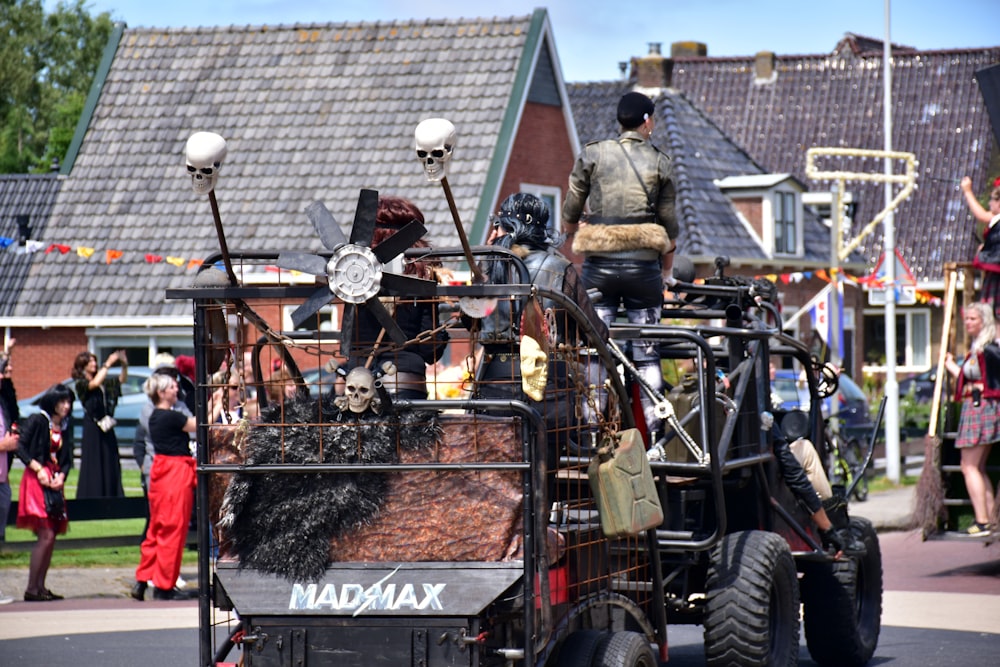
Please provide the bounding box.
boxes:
[414,119,456,182]
[185,132,228,194]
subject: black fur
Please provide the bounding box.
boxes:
[218,397,437,581]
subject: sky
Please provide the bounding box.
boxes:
[57,0,999,82]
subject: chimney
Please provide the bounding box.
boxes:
[754,51,777,82]
[631,42,673,90]
[670,41,708,58]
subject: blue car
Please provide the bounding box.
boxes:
[16,366,152,448]
[771,368,871,428]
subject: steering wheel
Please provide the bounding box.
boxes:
[813,359,840,398]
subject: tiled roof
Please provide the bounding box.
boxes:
[0,174,62,316]
[669,37,1000,284]
[566,81,834,265]
[13,14,544,319]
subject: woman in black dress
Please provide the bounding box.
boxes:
[72,349,127,498]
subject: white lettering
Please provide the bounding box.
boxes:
[419,583,445,610]
[289,583,316,610]
[287,574,446,613]
[314,583,340,610]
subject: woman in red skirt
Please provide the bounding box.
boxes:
[16,384,74,601]
[131,373,221,600]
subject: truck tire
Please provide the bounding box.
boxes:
[704,530,800,667]
[554,629,606,666]
[593,631,657,667]
[801,517,882,667]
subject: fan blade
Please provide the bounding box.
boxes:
[276,252,328,276]
[372,220,427,264]
[365,297,408,344]
[290,286,335,329]
[380,272,438,297]
[349,189,379,247]
[339,302,357,357]
[306,201,347,251]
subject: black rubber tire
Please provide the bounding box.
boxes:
[592,631,658,667]
[703,531,800,667]
[801,517,883,667]
[554,629,607,667]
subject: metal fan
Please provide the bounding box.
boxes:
[277,189,437,353]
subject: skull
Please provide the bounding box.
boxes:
[185,132,228,194]
[414,118,456,182]
[344,366,375,414]
[519,335,548,402]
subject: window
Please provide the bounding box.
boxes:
[283,304,339,333]
[86,330,194,368]
[774,191,796,254]
[519,183,561,232]
[861,309,930,372]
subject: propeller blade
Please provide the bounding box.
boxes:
[380,271,438,297]
[372,220,427,264]
[290,286,335,329]
[276,252,328,276]
[306,201,347,251]
[349,189,379,247]
[338,302,357,357]
[365,297,408,344]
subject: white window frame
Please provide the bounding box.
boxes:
[861,308,931,374]
[282,304,340,333]
[773,190,798,256]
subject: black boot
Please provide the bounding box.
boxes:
[130,581,147,601]
[821,494,865,555]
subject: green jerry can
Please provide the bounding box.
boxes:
[588,427,664,538]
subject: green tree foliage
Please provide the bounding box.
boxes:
[0,0,113,174]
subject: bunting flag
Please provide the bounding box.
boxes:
[25,240,44,253]
[0,237,14,249]
[46,244,71,254]
[145,254,163,263]
[187,258,204,270]
[166,256,185,267]
[105,249,123,264]
[76,246,95,259]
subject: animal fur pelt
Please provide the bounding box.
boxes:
[571,221,670,255]
[217,397,438,581]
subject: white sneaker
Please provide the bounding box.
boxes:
[175,576,187,589]
[0,591,13,605]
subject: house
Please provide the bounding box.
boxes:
[655,36,1000,379]
[0,10,580,396]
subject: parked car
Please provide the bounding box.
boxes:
[772,368,871,428]
[17,366,152,448]
[897,367,943,403]
[301,366,340,397]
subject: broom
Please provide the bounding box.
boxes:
[913,269,957,538]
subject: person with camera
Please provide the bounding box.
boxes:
[15,383,74,601]
[945,302,1000,536]
[72,349,127,498]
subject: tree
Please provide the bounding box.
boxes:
[0,0,113,174]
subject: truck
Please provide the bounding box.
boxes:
[171,192,883,666]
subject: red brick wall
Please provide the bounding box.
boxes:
[6,327,89,397]
[497,101,575,206]
[732,197,763,238]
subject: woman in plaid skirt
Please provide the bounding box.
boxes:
[945,302,1000,536]
[960,177,1000,315]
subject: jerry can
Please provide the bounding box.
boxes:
[588,428,664,538]
[663,373,699,462]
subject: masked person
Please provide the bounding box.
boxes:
[561,91,678,442]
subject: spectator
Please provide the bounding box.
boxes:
[561,91,678,442]
[0,340,19,605]
[960,176,1000,314]
[132,373,221,600]
[16,383,74,601]
[72,349,127,498]
[944,302,1000,536]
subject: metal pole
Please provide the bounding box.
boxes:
[883,0,901,483]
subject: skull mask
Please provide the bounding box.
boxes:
[343,366,375,414]
[519,335,548,402]
[414,118,456,182]
[185,132,228,195]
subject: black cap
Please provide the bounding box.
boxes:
[617,92,655,128]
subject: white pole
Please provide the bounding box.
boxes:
[883,0,901,483]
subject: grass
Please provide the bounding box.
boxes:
[867,474,919,493]
[1,466,197,570]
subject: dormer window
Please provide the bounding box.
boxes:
[715,173,805,258]
[774,191,797,254]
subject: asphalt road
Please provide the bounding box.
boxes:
[1,529,998,665]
